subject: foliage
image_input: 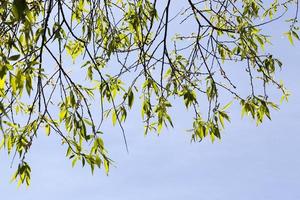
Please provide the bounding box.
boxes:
[0,0,298,186]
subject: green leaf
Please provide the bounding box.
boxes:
[284,31,294,45]
[292,30,300,40]
[12,0,28,20]
[45,124,50,136]
[59,109,67,122]
[66,40,84,62]
[104,158,109,175]
[128,90,134,108]
[219,113,225,128]
[25,75,32,96]
[112,110,117,126]
[72,157,78,167]
[210,132,215,143]
[221,101,233,111]
[8,54,20,61]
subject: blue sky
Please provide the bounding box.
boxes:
[1,2,300,200]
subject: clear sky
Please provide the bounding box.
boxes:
[1,2,300,200]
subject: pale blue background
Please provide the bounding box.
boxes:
[1,2,300,200]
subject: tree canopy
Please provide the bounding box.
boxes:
[0,0,299,186]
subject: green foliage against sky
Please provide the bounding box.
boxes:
[0,0,299,186]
